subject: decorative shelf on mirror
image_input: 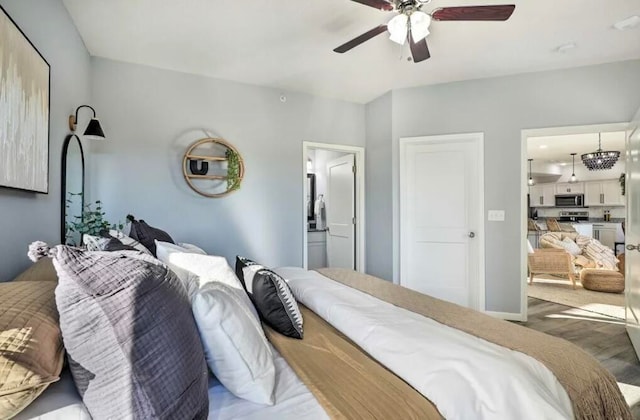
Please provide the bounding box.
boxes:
[182,137,244,198]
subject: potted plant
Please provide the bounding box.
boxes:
[65,196,123,246]
[226,149,242,192]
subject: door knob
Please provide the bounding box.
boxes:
[468,232,476,238]
[626,244,640,251]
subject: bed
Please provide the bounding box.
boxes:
[15,346,327,420]
[8,261,632,420]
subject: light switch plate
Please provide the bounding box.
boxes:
[488,210,505,222]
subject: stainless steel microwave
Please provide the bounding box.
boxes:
[555,194,585,208]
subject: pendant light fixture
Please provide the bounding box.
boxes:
[569,153,577,183]
[581,133,620,171]
[527,158,535,186]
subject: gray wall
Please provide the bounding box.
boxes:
[88,58,365,267]
[365,92,393,280]
[366,59,640,313]
[0,0,90,281]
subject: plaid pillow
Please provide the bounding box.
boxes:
[50,246,208,419]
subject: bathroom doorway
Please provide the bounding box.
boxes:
[302,142,365,272]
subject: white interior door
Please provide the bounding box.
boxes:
[400,134,484,309]
[326,154,355,269]
[626,107,640,358]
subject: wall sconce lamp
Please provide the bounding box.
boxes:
[69,105,106,140]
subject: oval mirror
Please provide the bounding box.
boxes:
[61,135,85,245]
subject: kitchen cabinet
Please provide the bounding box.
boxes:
[585,180,624,206]
[585,182,602,206]
[555,182,584,195]
[602,180,625,206]
[592,223,619,250]
[528,231,542,248]
[307,230,327,269]
[529,184,555,207]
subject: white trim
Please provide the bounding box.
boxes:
[520,122,629,323]
[485,311,526,322]
[398,132,485,312]
[302,141,366,273]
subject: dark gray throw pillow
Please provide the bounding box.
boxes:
[49,246,209,419]
[252,269,304,339]
[127,214,174,256]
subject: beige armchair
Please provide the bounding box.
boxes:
[528,248,577,289]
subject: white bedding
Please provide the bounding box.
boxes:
[275,267,574,420]
[16,345,328,420]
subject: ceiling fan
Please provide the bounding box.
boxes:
[334,0,516,63]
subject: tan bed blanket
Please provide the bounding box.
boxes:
[265,305,443,420]
[317,268,631,420]
[13,258,58,283]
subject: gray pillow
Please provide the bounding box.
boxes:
[127,214,174,256]
[49,246,209,419]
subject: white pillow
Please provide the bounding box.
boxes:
[83,232,152,254]
[178,242,206,254]
[193,282,275,405]
[160,252,247,301]
[82,234,109,251]
[155,240,206,263]
[561,237,582,256]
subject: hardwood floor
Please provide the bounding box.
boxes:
[520,297,640,417]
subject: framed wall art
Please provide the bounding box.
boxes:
[0,5,50,193]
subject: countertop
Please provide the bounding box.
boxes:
[308,228,327,233]
[533,217,625,224]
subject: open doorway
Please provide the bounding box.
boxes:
[302,142,365,272]
[520,123,629,322]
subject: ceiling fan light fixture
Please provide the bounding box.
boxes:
[410,11,431,42]
[388,14,409,45]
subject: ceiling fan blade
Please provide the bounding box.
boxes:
[334,25,388,53]
[350,0,394,11]
[409,33,430,63]
[432,5,516,21]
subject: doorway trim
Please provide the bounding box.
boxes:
[398,132,485,311]
[302,141,366,272]
[520,122,629,322]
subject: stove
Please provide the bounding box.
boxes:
[558,211,589,222]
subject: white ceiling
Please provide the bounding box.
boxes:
[62,0,640,103]
[527,132,627,164]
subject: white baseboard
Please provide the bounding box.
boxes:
[485,311,526,322]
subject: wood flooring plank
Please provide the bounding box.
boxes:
[519,297,640,415]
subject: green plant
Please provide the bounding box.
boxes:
[226,148,242,192]
[65,196,124,245]
[619,173,626,196]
